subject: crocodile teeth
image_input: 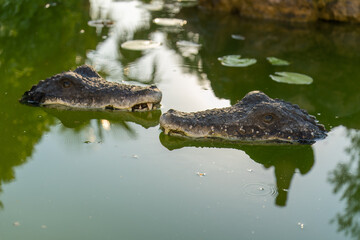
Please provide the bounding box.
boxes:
[164,128,169,135]
[147,103,153,110]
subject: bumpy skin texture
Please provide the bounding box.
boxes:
[20,65,162,111]
[160,91,327,144]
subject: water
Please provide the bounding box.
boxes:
[0,1,360,239]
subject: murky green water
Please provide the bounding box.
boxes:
[1,1,360,239]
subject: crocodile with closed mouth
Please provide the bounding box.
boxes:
[160,91,327,144]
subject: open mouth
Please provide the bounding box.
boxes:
[105,102,159,111]
[131,102,157,111]
[161,127,187,136]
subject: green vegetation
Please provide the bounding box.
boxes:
[269,72,313,84]
[218,55,257,67]
[266,57,290,66]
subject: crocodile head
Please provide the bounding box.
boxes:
[20,65,162,111]
[160,91,327,144]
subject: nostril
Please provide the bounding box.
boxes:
[149,85,158,90]
[30,85,38,91]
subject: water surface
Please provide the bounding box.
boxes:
[0,1,360,239]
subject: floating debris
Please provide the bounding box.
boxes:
[121,40,161,51]
[270,72,313,85]
[88,19,114,28]
[247,169,253,172]
[79,29,85,34]
[218,55,257,67]
[13,221,20,227]
[242,183,278,196]
[298,222,305,229]
[41,225,47,229]
[153,18,187,27]
[132,155,139,159]
[84,140,92,144]
[266,57,290,66]
[196,172,206,177]
[176,40,201,48]
[231,34,245,40]
[45,3,57,8]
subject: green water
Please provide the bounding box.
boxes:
[1,1,360,239]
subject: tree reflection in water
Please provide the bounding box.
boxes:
[328,129,360,238]
[0,0,96,208]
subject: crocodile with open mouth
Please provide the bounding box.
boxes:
[160,91,327,144]
[20,65,162,111]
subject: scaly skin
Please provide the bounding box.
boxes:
[160,91,327,144]
[20,65,162,111]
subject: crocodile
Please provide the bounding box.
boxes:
[160,91,327,144]
[20,65,162,111]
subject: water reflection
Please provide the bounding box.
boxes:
[87,0,229,113]
[329,129,360,238]
[88,0,360,130]
[160,133,314,207]
[87,0,151,80]
[178,7,360,130]
[45,108,161,137]
[0,2,359,239]
[0,1,97,208]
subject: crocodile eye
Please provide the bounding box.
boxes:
[62,80,72,88]
[263,114,274,123]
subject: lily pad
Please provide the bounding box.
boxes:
[176,40,201,48]
[218,55,257,67]
[153,18,187,27]
[270,72,313,85]
[266,57,290,66]
[121,40,161,51]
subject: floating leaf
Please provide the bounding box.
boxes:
[153,18,187,27]
[218,55,257,67]
[270,72,313,85]
[176,40,201,48]
[266,57,290,66]
[196,172,206,177]
[231,34,245,40]
[121,40,161,51]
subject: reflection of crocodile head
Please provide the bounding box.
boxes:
[20,65,162,111]
[160,91,327,144]
[44,108,161,129]
[159,133,314,207]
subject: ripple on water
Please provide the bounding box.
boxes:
[242,183,278,197]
